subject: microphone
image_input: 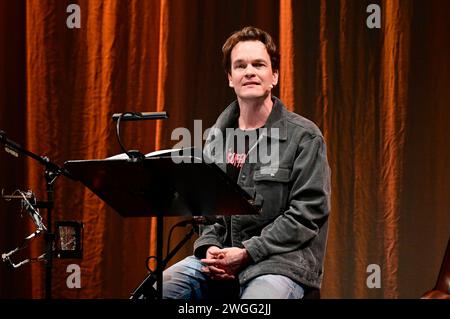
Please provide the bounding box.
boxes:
[0,130,20,157]
[112,112,169,121]
[0,130,22,150]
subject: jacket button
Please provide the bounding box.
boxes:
[241,173,246,179]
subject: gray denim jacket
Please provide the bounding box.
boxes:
[194,97,331,289]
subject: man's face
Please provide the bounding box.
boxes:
[228,40,278,101]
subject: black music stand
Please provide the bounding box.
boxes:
[64,154,259,299]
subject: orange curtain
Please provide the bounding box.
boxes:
[23,0,169,298]
[1,0,450,299]
[278,0,450,298]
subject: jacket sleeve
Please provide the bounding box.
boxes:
[242,135,331,263]
[193,220,226,258]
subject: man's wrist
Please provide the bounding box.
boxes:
[241,248,252,265]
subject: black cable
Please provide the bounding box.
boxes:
[115,112,138,156]
[166,220,192,258]
[144,220,193,280]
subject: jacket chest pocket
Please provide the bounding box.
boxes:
[253,167,291,219]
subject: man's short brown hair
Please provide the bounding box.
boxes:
[222,26,280,74]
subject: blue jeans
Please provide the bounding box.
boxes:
[162,256,305,299]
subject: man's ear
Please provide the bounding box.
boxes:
[272,70,279,86]
[228,73,234,87]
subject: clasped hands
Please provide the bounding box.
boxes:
[201,246,251,280]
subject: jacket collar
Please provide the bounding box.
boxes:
[214,96,288,141]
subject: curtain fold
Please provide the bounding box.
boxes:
[23,0,165,298]
[279,0,294,110]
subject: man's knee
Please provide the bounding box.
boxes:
[240,275,304,299]
[162,255,206,299]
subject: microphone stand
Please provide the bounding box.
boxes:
[111,111,169,298]
[0,130,74,299]
[130,226,196,299]
[129,217,216,299]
